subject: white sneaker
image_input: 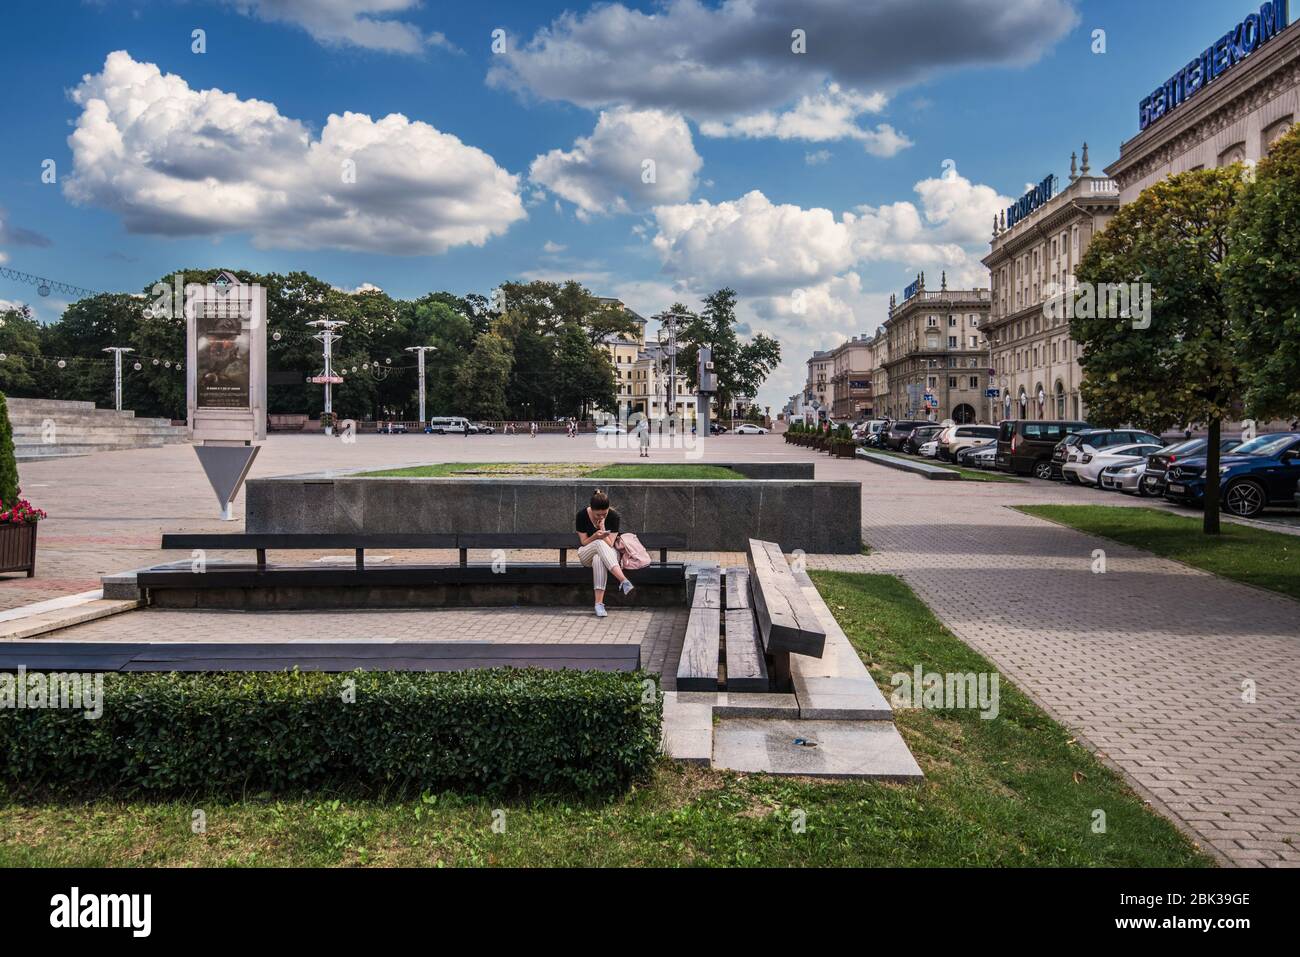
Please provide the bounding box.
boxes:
[594,603,607,618]
[619,579,634,596]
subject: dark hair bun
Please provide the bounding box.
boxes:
[590,489,610,508]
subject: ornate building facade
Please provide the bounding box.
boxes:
[983,146,1120,423]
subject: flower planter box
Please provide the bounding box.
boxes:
[0,522,36,577]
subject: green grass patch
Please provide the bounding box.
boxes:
[0,573,1207,867]
[1016,504,1300,602]
[866,448,1023,483]
[358,462,742,480]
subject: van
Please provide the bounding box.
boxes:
[427,416,470,434]
[996,420,1090,478]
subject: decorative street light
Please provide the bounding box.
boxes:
[405,345,438,426]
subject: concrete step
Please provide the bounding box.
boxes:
[12,424,186,438]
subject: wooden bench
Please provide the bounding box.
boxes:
[675,566,721,691]
[722,566,769,692]
[0,641,641,673]
[747,538,826,688]
[139,532,689,607]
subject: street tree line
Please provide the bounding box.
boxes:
[0,274,779,425]
[1072,123,1300,533]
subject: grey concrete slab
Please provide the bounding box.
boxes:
[661,691,713,764]
[793,674,893,720]
[855,448,959,480]
[711,718,923,780]
[674,690,800,718]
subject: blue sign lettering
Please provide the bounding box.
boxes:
[1005,174,1057,229]
[903,279,920,301]
[1140,1,1290,131]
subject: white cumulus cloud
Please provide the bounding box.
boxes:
[220,1,454,54]
[700,84,910,155]
[62,51,526,256]
[530,108,702,218]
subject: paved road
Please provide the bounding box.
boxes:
[11,433,1300,865]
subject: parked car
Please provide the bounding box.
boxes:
[1098,459,1148,493]
[426,416,471,434]
[1054,429,1163,483]
[854,419,888,444]
[902,424,945,454]
[595,424,626,435]
[996,420,1091,478]
[918,439,939,458]
[1063,442,1164,487]
[884,420,929,451]
[377,421,408,434]
[710,422,728,435]
[734,423,769,435]
[1140,437,1242,497]
[469,422,495,435]
[937,424,1000,462]
[1164,432,1300,518]
[967,445,1000,469]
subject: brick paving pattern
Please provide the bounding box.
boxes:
[11,433,1300,864]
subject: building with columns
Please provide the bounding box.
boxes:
[983,144,1120,423]
[880,272,991,423]
[804,350,832,420]
[599,299,701,425]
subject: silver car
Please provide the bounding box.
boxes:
[1099,459,1149,493]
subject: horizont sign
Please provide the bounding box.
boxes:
[1006,174,1056,229]
[1139,0,1291,132]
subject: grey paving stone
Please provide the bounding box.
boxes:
[711,717,923,780]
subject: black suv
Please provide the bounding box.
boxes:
[1141,437,1242,496]
[1054,428,1162,483]
[884,420,928,451]
[997,420,1091,478]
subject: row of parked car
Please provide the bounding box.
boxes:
[854,417,1300,519]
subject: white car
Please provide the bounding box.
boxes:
[1099,458,1151,493]
[734,423,769,435]
[918,440,939,457]
[595,424,626,435]
[1063,443,1164,487]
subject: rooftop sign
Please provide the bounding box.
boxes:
[903,278,920,301]
[1140,0,1291,132]
[1006,174,1056,229]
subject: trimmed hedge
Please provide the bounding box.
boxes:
[0,669,662,798]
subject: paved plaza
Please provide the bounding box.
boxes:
[8,432,1300,865]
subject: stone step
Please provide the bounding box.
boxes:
[12,424,186,437]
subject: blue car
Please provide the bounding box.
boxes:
[1164,432,1300,518]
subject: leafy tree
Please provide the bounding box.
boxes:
[553,322,617,417]
[1073,167,1246,533]
[0,305,44,394]
[457,330,513,421]
[1225,124,1300,422]
[674,288,782,424]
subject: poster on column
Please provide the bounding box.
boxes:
[196,304,251,410]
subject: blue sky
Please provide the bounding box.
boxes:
[0,0,1283,407]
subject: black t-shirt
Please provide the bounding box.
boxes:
[575,507,620,536]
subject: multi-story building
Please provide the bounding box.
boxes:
[598,299,700,425]
[828,336,876,419]
[1106,0,1296,203]
[880,273,991,423]
[805,350,832,420]
[983,146,1120,422]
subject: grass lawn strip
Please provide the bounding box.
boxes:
[0,572,1207,867]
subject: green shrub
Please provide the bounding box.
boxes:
[0,392,17,507]
[0,669,662,798]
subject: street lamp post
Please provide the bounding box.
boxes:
[405,345,438,426]
[101,347,135,411]
[655,311,692,432]
[307,319,347,435]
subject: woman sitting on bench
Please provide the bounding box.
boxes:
[576,489,634,618]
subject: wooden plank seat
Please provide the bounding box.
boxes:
[159,532,687,571]
[136,562,687,589]
[0,641,640,673]
[747,538,826,689]
[722,567,769,692]
[675,566,721,691]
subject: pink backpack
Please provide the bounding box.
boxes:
[616,533,652,570]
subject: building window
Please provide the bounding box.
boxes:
[1265,116,1294,153]
[948,377,958,389]
[969,376,979,389]
[948,336,958,349]
[1218,142,1247,166]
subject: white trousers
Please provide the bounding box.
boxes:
[578,540,620,591]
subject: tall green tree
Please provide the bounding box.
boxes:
[1073,167,1246,534]
[1225,124,1300,423]
[0,305,44,395]
[457,330,514,421]
[674,288,781,424]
